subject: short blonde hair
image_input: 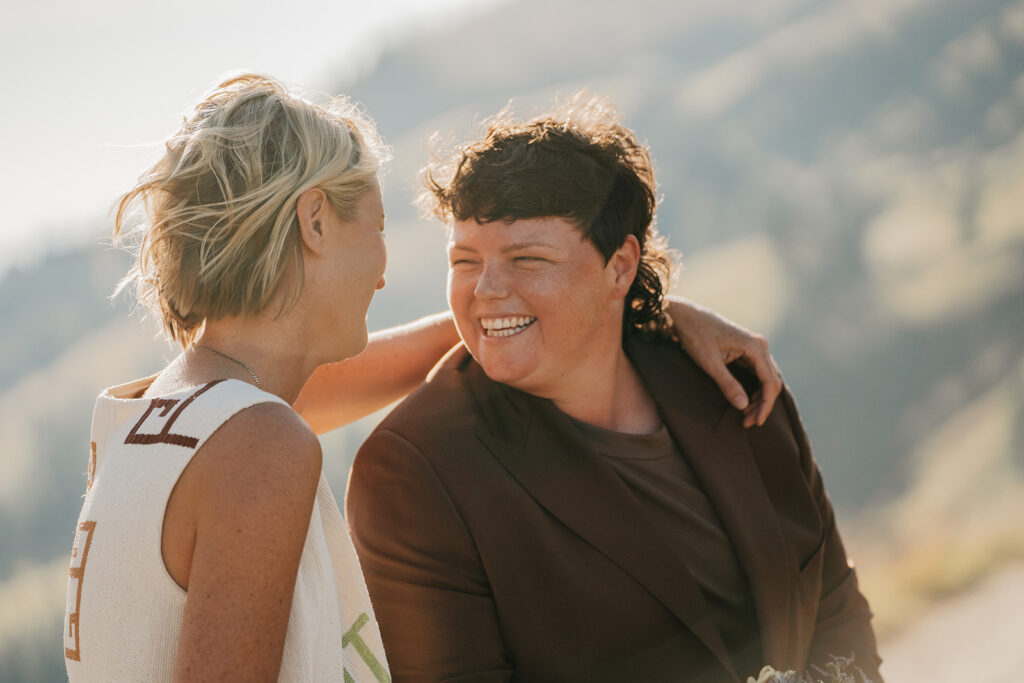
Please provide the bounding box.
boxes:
[114,73,387,347]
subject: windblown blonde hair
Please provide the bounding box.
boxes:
[114,73,387,347]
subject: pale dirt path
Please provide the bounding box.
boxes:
[879,562,1024,682]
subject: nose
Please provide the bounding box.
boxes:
[474,263,509,300]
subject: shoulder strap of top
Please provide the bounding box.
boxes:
[91,379,291,480]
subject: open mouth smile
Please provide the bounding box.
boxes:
[480,316,537,338]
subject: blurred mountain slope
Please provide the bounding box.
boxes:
[2,0,1023,680]
[0,245,131,392]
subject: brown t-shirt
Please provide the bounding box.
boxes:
[569,417,763,678]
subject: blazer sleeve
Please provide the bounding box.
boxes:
[346,428,513,683]
[780,388,884,682]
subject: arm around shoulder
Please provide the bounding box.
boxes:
[294,312,459,434]
[174,402,322,683]
[347,428,512,682]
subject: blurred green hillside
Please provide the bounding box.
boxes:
[2,0,1023,680]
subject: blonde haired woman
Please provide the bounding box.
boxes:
[64,74,780,682]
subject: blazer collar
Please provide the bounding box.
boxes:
[460,337,799,674]
[462,345,739,680]
[624,337,799,666]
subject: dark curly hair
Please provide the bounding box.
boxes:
[420,94,676,338]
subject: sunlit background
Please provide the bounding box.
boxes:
[2,0,1023,680]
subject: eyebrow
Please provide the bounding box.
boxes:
[449,240,555,253]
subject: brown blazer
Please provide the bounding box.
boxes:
[347,337,882,683]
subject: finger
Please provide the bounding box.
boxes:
[742,408,756,429]
[742,390,762,428]
[755,362,783,426]
[704,358,750,411]
[740,338,781,425]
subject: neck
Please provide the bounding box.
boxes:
[165,314,320,405]
[548,343,661,436]
[204,325,312,404]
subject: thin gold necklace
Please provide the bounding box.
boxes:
[193,343,262,387]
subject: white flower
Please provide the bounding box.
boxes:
[747,655,872,683]
[747,665,802,683]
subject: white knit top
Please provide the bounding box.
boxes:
[64,377,390,682]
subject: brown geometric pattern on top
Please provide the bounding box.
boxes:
[65,519,97,662]
[124,380,225,449]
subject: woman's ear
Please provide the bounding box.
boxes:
[607,234,641,298]
[296,187,328,255]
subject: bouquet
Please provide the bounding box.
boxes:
[747,654,872,683]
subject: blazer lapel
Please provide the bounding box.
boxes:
[464,359,740,681]
[626,338,799,667]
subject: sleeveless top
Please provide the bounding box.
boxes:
[64,377,390,682]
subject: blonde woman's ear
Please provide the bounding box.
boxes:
[296,188,328,254]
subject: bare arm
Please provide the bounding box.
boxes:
[173,403,322,682]
[293,312,459,434]
[665,296,783,428]
[295,302,779,434]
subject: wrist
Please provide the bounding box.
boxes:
[664,296,703,324]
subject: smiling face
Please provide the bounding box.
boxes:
[447,216,631,399]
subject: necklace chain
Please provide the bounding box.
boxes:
[192,343,262,387]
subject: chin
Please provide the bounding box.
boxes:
[334,327,369,361]
[476,355,538,392]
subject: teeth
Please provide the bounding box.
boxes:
[480,316,536,336]
[481,316,535,330]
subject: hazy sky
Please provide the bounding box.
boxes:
[0,0,500,276]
